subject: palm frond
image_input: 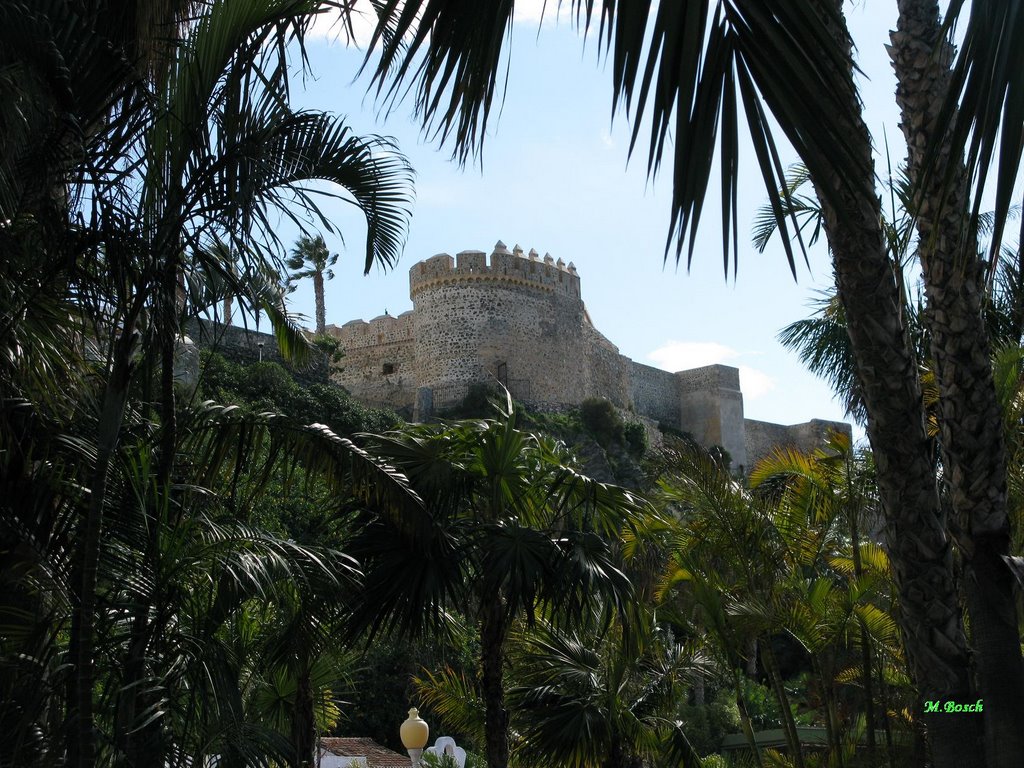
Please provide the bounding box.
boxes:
[413,667,486,748]
[942,0,1024,260]
[365,1,868,276]
[777,291,866,425]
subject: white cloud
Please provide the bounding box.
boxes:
[646,341,776,401]
[647,341,738,370]
[738,366,775,399]
[513,0,559,25]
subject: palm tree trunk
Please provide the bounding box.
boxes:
[603,736,624,768]
[762,641,805,768]
[480,594,510,768]
[313,271,326,335]
[68,322,139,768]
[876,658,898,768]
[734,672,764,768]
[889,5,1024,767]
[849,496,878,767]
[811,3,983,765]
[293,667,316,768]
[812,654,843,768]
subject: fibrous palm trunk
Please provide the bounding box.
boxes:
[812,3,982,765]
[313,270,325,335]
[480,594,510,768]
[889,5,1024,766]
[293,667,315,768]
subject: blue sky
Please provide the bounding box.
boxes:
[277,3,908,436]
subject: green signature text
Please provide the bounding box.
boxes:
[923,699,984,714]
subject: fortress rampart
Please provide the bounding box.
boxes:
[409,245,582,300]
[328,241,847,471]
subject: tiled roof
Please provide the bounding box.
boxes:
[320,737,409,768]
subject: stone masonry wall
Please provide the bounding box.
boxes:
[743,419,793,470]
[745,418,853,470]
[677,365,747,471]
[630,361,683,427]
[580,322,631,408]
[326,311,416,412]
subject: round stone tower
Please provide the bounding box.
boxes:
[409,240,587,404]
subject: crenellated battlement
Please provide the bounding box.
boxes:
[325,309,414,350]
[409,240,581,300]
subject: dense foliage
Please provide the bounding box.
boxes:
[5,2,1024,768]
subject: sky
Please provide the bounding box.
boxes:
[275,2,910,438]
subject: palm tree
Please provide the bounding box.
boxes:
[508,620,702,768]
[750,432,895,767]
[1,2,414,765]
[352,397,654,768]
[657,444,799,766]
[416,616,704,768]
[658,439,907,768]
[358,4,1024,765]
[288,234,339,334]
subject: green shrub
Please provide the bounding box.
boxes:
[580,397,624,446]
[421,753,459,768]
[311,332,345,372]
[461,382,498,417]
[198,351,399,436]
[678,694,740,756]
[246,361,298,403]
[657,422,694,442]
[623,421,648,455]
[698,754,728,768]
[520,408,582,440]
[738,679,782,730]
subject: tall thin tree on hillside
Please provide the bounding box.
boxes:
[288,234,338,335]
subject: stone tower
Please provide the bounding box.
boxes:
[408,241,601,403]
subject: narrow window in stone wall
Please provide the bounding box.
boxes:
[383,362,396,375]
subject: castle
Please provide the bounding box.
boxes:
[326,241,847,472]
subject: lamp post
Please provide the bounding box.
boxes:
[400,708,429,768]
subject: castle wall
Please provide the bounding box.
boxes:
[580,323,632,409]
[328,242,846,463]
[743,419,793,470]
[630,361,683,427]
[327,311,416,412]
[745,418,853,469]
[677,365,748,471]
